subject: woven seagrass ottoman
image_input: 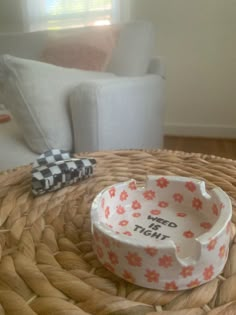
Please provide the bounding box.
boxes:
[0,150,236,315]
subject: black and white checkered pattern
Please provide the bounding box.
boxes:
[32,150,96,196]
[33,149,71,168]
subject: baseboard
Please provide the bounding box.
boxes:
[164,123,236,139]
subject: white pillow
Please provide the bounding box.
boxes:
[0,55,114,153]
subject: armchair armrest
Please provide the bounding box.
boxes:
[70,75,164,153]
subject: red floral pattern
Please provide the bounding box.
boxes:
[207,238,217,251]
[145,247,158,257]
[125,252,142,266]
[105,206,110,219]
[109,187,116,198]
[185,181,196,192]
[156,177,169,188]
[120,190,128,201]
[212,203,219,216]
[183,230,194,238]
[123,270,135,283]
[192,197,202,210]
[116,205,125,215]
[200,222,212,229]
[158,201,168,208]
[180,266,194,278]
[219,245,226,258]
[101,198,105,209]
[176,212,187,217]
[132,212,141,217]
[143,190,156,200]
[165,281,178,290]
[203,265,214,280]
[103,262,115,273]
[128,181,137,190]
[187,279,200,288]
[145,269,159,283]
[108,251,119,265]
[119,220,128,226]
[96,246,103,258]
[102,236,110,248]
[123,231,132,236]
[150,209,161,215]
[173,193,183,203]
[132,200,141,210]
[158,255,173,268]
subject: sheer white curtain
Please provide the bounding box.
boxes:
[24,0,124,32]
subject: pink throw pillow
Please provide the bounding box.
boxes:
[41,25,119,71]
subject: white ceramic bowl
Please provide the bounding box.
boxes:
[91,176,232,291]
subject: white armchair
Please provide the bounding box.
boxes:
[0,21,165,171]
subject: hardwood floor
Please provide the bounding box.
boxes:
[164,136,236,160]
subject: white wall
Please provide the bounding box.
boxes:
[0,0,26,32]
[131,0,236,138]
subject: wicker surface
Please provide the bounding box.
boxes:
[0,149,236,315]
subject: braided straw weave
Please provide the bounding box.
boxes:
[0,149,236,315]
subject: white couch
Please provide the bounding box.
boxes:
[0,21,165,171]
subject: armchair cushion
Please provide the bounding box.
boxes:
[0,55,114,153]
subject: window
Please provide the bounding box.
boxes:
[25,0,121,31]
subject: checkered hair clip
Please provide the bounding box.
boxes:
[32,149,96,196]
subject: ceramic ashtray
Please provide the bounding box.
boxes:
[91,176,232,291]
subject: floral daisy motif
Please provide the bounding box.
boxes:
[156,177,169,188]
[132,200,141,210]
[96,246,104,258]
[123,231,132,236]
[212,203,219,216]
[102,236,110,248]
[185,181,196,192]
[219,245,226,258]
[226,221,231,234]
[143,190,156,200]
[183,230,194,238]
[125,252,142,267]
[108,251,119,265]
[165,281,178,290]
[120,190,128,201]
[101,198,105,209]
[173,193,183,203]
[207,238,217,251]
[144,269,159,283]
[132,212,141,218]
[145,247,158,257]
[109,187,116,198]
[150,209,161,215]
[180,266,194,278]
[128,181,137,190]
[103,262,115,273]
[158,255,173,268]
[119,220,128,226]
[123,270,135,283]
[187,279,200,288]
[158,201,168,208]
[116,205,125,215]
[176,212,187,217]
[200,222,212,230]
[105,206,110,219]
[203,265,214,280]
[192,197,202,210]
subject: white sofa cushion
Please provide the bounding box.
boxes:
[0,55,114,153]
[107,21,155,76]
